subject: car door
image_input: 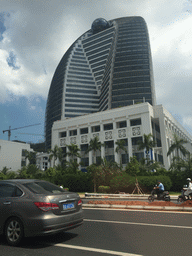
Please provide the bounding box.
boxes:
[0,183,16,234]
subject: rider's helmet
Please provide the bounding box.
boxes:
[187,178,191,182]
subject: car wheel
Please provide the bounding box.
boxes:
[5,217,24,246]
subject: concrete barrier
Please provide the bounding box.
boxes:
[83,193,178,200]
[83,204,192,212]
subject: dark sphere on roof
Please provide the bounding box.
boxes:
[91,18,110,34]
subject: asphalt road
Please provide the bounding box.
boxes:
[0,208,192,256]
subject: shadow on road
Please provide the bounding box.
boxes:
[0,232,78,249]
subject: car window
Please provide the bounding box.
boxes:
[23,181,64,194]
[14,187,23,197]
[0,184,15,198]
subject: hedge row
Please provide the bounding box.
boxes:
[137,175,172,193]
[56,173,93,192]
[109,174,172,193]
[48,173,172,193]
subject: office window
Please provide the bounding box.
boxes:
[69,130,77,136]
[133,152,144,161]
[104,123,113,131]
[132,136,142,145]
[60,131,66,138]
[91,125,100,132]
[80,128,88,134]
[130,118,141,126]
[116,121,127,128]
[22,149,26,157]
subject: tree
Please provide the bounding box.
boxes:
[0,167,9,180]
[66,144,81,161]
[48,145,63,167]
[99,158,120,186]
[17,164,44,179]
[115,139,127,167]
[184,152,192,175]
[167,133,188,159]
[138,158,162,175]
[86,137,104,165]
[1,166,9,175]
[66,159,80,175]
[169,152,192,174]
[30,142,45,152]
[125,156,140,176]
[24,150,37,165]
[138,133,156,162]
[87,164,102,193]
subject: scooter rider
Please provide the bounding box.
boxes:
[152,180,164,197]
[184,178,192,197]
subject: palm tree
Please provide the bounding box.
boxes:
[86,136,104,165]
[167,133,188,159]
[100,158,120,185]
[24,150,37,165]
[1,167,9,175]
[137,133,156,162]
[66,143,81,161]
[115,139,128,167]
[48,145,63,167]
[86,137,104,193]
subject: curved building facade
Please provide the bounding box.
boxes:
[45,16,156,149]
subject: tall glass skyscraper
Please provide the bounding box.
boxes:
[45,16,156,149]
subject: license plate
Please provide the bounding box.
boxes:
[63,202,74,210]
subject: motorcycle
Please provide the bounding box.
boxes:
[148,185,170,202]
[177,185,192,203]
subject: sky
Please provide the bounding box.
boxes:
[0,0,192,144]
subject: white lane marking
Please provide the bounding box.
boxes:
[54,243,143,256]
[83,207,192,214]
[84,218,192,229]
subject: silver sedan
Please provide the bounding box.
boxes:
[0,179,83,246]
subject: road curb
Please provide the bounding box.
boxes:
[83,204,192,212]
[84,193,178,200]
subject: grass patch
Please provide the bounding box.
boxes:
[78,192,86,195]
[169,192,181,195]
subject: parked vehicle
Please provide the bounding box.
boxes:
[148,185,170,202]
[0,179,83,246]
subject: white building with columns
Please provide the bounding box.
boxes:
[36,152,50,171]
[51,102,192,170]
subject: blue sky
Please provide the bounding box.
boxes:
[0,96,46,143]
[0,0,192,144]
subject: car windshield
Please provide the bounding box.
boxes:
[23,181,65,194]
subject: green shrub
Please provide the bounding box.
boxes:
[166,170,188,192]
[59,173,93,192]
[110,173,135,193]
[137,175,172,192]
[98,185,110,193]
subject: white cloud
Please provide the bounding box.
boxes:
[0,47,51,102]
[0,0,191,135]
